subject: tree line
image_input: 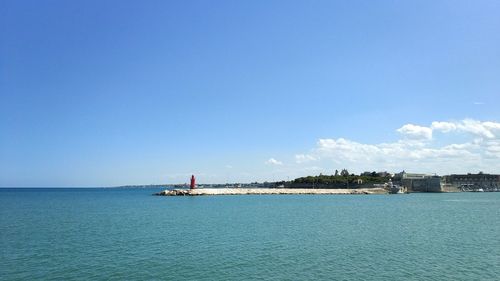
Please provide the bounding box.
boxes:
[292,170,391,184]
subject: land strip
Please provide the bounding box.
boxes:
[155,188,388,196]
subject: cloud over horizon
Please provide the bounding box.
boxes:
[397,124,433,140]
[292,119,500,175]
[265,158,283,166]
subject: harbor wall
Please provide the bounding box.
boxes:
[155,188,388,196]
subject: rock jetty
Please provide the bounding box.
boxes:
[155,188,387,196]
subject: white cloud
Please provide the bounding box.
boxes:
[431,119,500,139]
[316,138,476,161]
[295,154,318,163]
[265,158,283,165]
[431,121,457,132]
[397,124,433,140]
[483,121,500,134]
[458,119,495,138]
[485,140,500,158]
[293,119,500,175]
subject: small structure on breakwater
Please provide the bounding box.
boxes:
[190,175,196,189]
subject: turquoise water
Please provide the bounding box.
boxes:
[1,189,499,280]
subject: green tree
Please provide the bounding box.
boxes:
[340,169,349,177]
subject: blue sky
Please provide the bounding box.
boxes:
[1,0,500,187]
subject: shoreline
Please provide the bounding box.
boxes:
[155,187,388,196]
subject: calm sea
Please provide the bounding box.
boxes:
[1,188,499,280]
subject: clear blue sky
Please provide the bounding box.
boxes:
[1,0,499,187]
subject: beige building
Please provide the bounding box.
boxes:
[393,171,442,192]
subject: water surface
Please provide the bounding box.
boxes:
[1,188,499,280]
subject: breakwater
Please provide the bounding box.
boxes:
[155,187,388,196]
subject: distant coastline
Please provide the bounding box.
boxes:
[125,171,500,194]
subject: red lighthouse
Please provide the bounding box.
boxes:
[190,175,196,189]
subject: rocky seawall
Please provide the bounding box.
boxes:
[155,188,388,196]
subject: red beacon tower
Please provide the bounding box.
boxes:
[190,175,196,189]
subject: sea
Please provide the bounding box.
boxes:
[1,188,499,281]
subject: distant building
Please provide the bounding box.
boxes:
[393,171,441,192]
[443,173,500,191]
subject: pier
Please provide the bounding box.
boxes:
[155,187,388,196]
